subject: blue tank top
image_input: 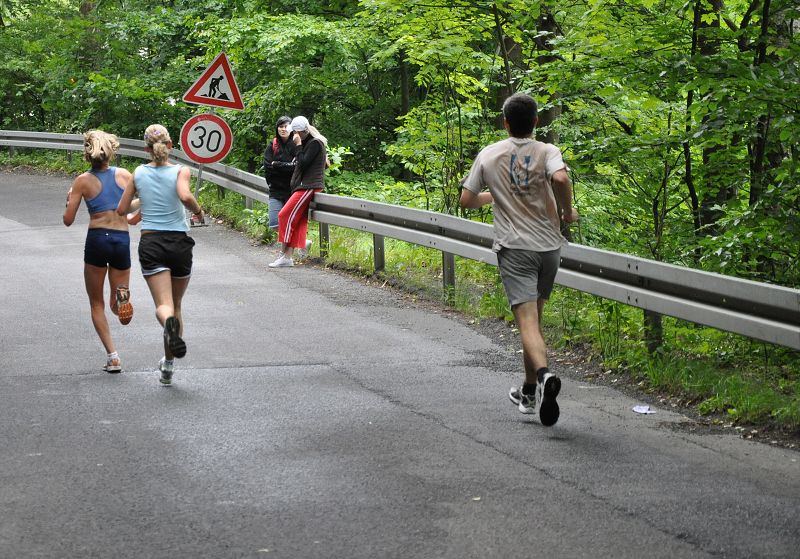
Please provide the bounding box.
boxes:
[85,167,123,215]
[134,164,188,232]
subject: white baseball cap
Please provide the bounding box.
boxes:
[290,116,309,132]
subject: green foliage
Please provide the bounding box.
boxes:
[0,148,89,175]
[242,204,277,243]
[327,170,430,206]
[196,187,269,239]
[325,145,352,174]
[547,286,800,429]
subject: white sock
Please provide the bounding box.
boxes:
[107,351,119,361]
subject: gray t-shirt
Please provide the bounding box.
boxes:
[461,137,567,252]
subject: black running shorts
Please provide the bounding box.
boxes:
[138,231,195,279]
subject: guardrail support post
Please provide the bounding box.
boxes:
[373,234,385,273]
[442,252,455,303]
[319,222,330,257]
[245,197,253,210]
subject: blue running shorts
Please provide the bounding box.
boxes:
[84,228,131,270]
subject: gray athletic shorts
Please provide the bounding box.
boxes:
[496,247,561,306]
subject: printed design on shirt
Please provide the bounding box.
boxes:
[508,153,532,196]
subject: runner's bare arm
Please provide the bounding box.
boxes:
[551,169,579,223]
[175,166,202,216]
[116,172,137,215]
[459,188,493,209]
[63,174,88,226]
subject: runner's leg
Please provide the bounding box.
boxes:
[84,263,115,354]
[511,299,548,386]
[171,277,191,337]
[108,266,131,316]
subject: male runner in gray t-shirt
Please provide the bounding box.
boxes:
[460,92,579,426]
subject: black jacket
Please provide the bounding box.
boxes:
[263,137,296,201]
[290,135,326,191]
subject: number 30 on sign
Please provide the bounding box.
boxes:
[180,113,233,165]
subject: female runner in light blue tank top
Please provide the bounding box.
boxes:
[117,124,204,385]
[63,130,138,373]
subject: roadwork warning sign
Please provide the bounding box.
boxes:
[182,52,244,111]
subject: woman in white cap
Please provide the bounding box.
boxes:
[268,115,327,268]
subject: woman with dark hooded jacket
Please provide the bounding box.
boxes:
[263,116,297,229]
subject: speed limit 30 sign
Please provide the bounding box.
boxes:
[180,113,233,164]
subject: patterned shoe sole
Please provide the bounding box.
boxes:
[116,287,133,325]
[164,317,187,358]
[539,375,561,427]
[117,301,133,325]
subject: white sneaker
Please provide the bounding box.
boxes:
[305,239,313,251]
[268,253,294,268]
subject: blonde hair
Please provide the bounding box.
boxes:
[143,124,172,164]
[307,124,328,148]
[83,130,119,169]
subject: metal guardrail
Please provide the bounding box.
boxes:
[2,130,798,350]
[0,130,270,204]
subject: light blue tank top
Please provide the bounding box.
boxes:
[85,167,122,214]
[134,164,188,232]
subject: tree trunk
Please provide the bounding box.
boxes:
[535,4,561,146]
[399,52,413,181]
[695,0,734,236]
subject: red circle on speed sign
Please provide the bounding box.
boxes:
[180,113,233,164]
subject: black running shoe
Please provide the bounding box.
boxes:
[537,372,561,426]
[164,316,186,358]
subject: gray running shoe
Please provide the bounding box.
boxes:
[103,356,122,374]
[508,386,536,414]
[159,357,174,385]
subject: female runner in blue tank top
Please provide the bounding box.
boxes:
[117,124,204,386]
[63,130,137,373]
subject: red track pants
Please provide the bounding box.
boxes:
[277,188,321,249]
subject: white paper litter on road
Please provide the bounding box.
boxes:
[633,405,656,414]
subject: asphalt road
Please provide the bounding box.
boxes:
[1,170,798,559]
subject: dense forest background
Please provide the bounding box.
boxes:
[1,0,797,289]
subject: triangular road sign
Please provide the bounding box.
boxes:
[182,52,244,111]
